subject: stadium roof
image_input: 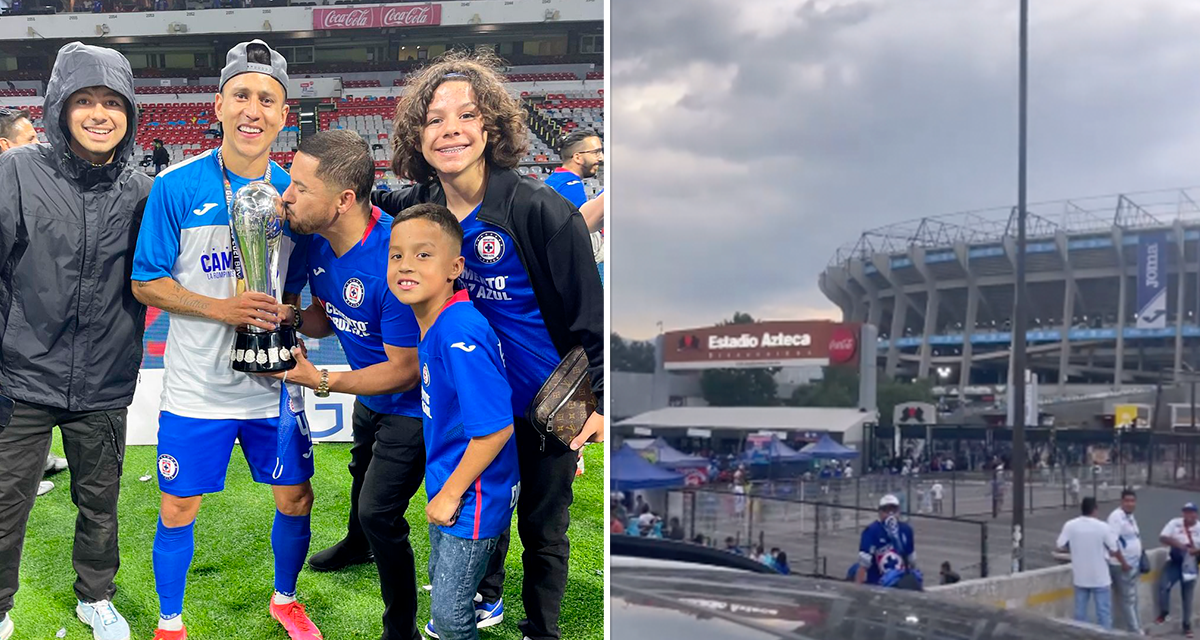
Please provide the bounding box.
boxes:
[829,187,1200,267]
[615,406,874,435]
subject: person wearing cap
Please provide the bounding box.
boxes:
[131,39,320,640]
[854,494,917,586]
[1157,502,1200,636]
[0,42,153,640]
[1055,497,1126,631]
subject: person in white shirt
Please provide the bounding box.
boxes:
[931,482,944,515]
[1158,502,1200,637]
[1106,489,1143,634]
[1056,496,1127,631]
[843,465,853,480]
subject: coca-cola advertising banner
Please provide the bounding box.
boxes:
[662,320,862,370]
[313,4,442,30]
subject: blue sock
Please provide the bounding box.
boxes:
[153,518,195,619]
[271,510,311,597]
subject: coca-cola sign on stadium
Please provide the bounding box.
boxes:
[313,4,442,30]
[662,320,862,370]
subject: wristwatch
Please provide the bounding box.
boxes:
[315,370,330,397]
[288,303,304,331]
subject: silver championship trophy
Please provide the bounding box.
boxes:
[228,181,297,373]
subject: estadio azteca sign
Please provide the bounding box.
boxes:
[313,4,441,30]
[663,321,861,370]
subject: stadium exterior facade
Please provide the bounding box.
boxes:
[819,188,1200,392]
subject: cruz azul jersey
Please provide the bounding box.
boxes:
[858,520,916,585]
[459,205,559,417]
[419,290,519,540]
[132,149,308,419]
[543,168,587,207]
[305,207,420,417]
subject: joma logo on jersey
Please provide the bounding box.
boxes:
[200,250,234,278]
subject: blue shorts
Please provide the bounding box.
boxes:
[156,411,315,496]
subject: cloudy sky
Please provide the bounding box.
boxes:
[610,0,1200,340]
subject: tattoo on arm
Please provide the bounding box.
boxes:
[167,281,211,317]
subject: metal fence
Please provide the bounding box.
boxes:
[668,489,992,581]
[745,463,1142,520]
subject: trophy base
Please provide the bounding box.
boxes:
[231,327,298,373]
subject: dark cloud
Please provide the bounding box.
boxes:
[611,0,1200,339]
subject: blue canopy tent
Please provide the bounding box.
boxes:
[738,435,811,491]
[646,437,709,469]
[741,435,811,465]
[612,444,686,490]
[800,434,860,460]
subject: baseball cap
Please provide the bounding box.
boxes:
[1184,502,1198,512]
[879,494,900,508]
[220,39,288,96]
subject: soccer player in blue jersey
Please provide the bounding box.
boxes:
[131,40,323,640]
[544,130,604,286]
[274,129,425,640]
[374,52,603,640]
[386,202,518,640]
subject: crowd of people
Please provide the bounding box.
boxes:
[0,38,604,640]
[1056,490,1200,635]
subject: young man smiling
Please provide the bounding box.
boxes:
[375,52,604,640]
[0,42,153,640]
[131,40,320,640]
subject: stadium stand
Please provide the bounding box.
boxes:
[1,64,604,198]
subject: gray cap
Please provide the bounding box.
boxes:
[220,39,288,96]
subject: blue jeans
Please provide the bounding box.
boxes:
[428,525,499,640]
[1074,586,1113,630]
[1111,565,1141,633]
[1160,561,1197,631]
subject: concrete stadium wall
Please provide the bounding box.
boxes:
[931,547,1174,628]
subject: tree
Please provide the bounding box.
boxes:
[611,333,656,373]
[788,365,858,408]
[877,376,935,426]
[700,312,779,406]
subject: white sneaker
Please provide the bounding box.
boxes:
[76,599,130,640]
[36,480,54,497]
[0,613,13,640]
[44,454,68,474]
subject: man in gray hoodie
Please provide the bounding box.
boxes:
[0,42,152,640]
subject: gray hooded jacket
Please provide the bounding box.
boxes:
[0,42,153,411]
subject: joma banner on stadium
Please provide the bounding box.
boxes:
[312,4,442,30]
[1137,231,1168,329]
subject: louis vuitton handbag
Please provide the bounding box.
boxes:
[526,345,597,449]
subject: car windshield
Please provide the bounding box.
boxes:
[612,563,1122,640]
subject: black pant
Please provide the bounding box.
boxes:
[477,417,575,640]
[339,400,379,554]
[0,401,126,616]
[355,401,425,640]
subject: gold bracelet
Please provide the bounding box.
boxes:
[315,370,330,397]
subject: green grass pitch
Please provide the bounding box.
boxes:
[11,434,603,639]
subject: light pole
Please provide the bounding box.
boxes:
[1010,0,1030,574]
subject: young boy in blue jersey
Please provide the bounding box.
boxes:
[131,40,322,640]
[386,203,519,640]
[275,129,426,640]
